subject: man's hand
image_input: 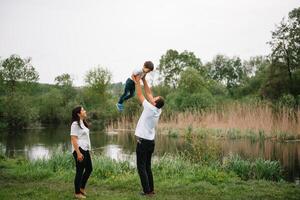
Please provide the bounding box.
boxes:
[135,76,141,83]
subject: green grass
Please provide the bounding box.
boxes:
[0,153,300,200]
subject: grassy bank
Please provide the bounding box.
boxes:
[163,126,300,142]
[0,153,299,200]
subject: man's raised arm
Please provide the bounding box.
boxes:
[134,76,145,104]
[142,77,155,104]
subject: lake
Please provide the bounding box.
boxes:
[0,127,299,184]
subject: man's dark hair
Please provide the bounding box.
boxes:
[155,96,165,109]
[144,61,154,71]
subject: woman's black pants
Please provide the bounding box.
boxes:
[73,147,93,194]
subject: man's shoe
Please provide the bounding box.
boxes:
[139,192,153,197]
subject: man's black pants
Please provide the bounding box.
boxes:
[136,138,155,194]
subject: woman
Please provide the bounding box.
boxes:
[71,106,92,199]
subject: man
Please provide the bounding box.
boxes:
[134,75,165,196]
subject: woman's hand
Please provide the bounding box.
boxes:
[77,152,84,162]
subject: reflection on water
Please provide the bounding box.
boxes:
[0,127,299,183]
[26,145,50,160]
[101,144,135,163]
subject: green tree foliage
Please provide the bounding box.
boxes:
[0,55,39,129]
[234,56,270,98]
[85,67,111,94]
[268,7,300,96]
[165,68,215,111]
[83,67,111,107]
[158,49,204,88]
[178,68,206,93]
[207,55,247,93]
[38,89,65,124]
[4,94,38,129]
[83,67,115,127]
[0,55,39,95]
[261,62,291,99]
[54,73,76,106]
[54,73,73,87]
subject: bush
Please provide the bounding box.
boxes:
[183,126,222,164]
[223,155,282,181]
[166,90,216,111]
[38,89,65,124]
[253,158,282,181]
[223,155,252,180]
[92,156,133,179]
[3,94,39,129]
[278,94,296,108]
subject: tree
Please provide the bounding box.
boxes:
[38,88,65,124]
[85,67,111,94]
[0,55,39,129]
[234,56,271,97]
[261,62,291,100]
[54,73,76,106]
[54,73,73,87]
[268,7,300,95]
[0,55,39,95]
[207,55,246,93]
[178,67,206,93]
[158,49,204,88]
[164,67,216,111]
[83,67,112,109]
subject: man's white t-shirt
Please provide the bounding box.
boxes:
[131,68,146,80]
[70,120,91,152]
[135,99,162,140]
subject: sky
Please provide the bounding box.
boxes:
[0,0,299,86]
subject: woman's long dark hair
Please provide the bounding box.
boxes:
[71,106,89,129]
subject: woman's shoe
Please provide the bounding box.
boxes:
[80,189,87,196]
[74,193,86,199]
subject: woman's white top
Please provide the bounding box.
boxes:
[70,120,91,152]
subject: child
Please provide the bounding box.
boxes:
[116,61,154,111]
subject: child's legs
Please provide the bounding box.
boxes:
[123,84,135,101]
[118,78,135,104]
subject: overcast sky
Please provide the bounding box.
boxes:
[0,0,299,86]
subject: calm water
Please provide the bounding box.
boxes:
[0,127,299,183]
